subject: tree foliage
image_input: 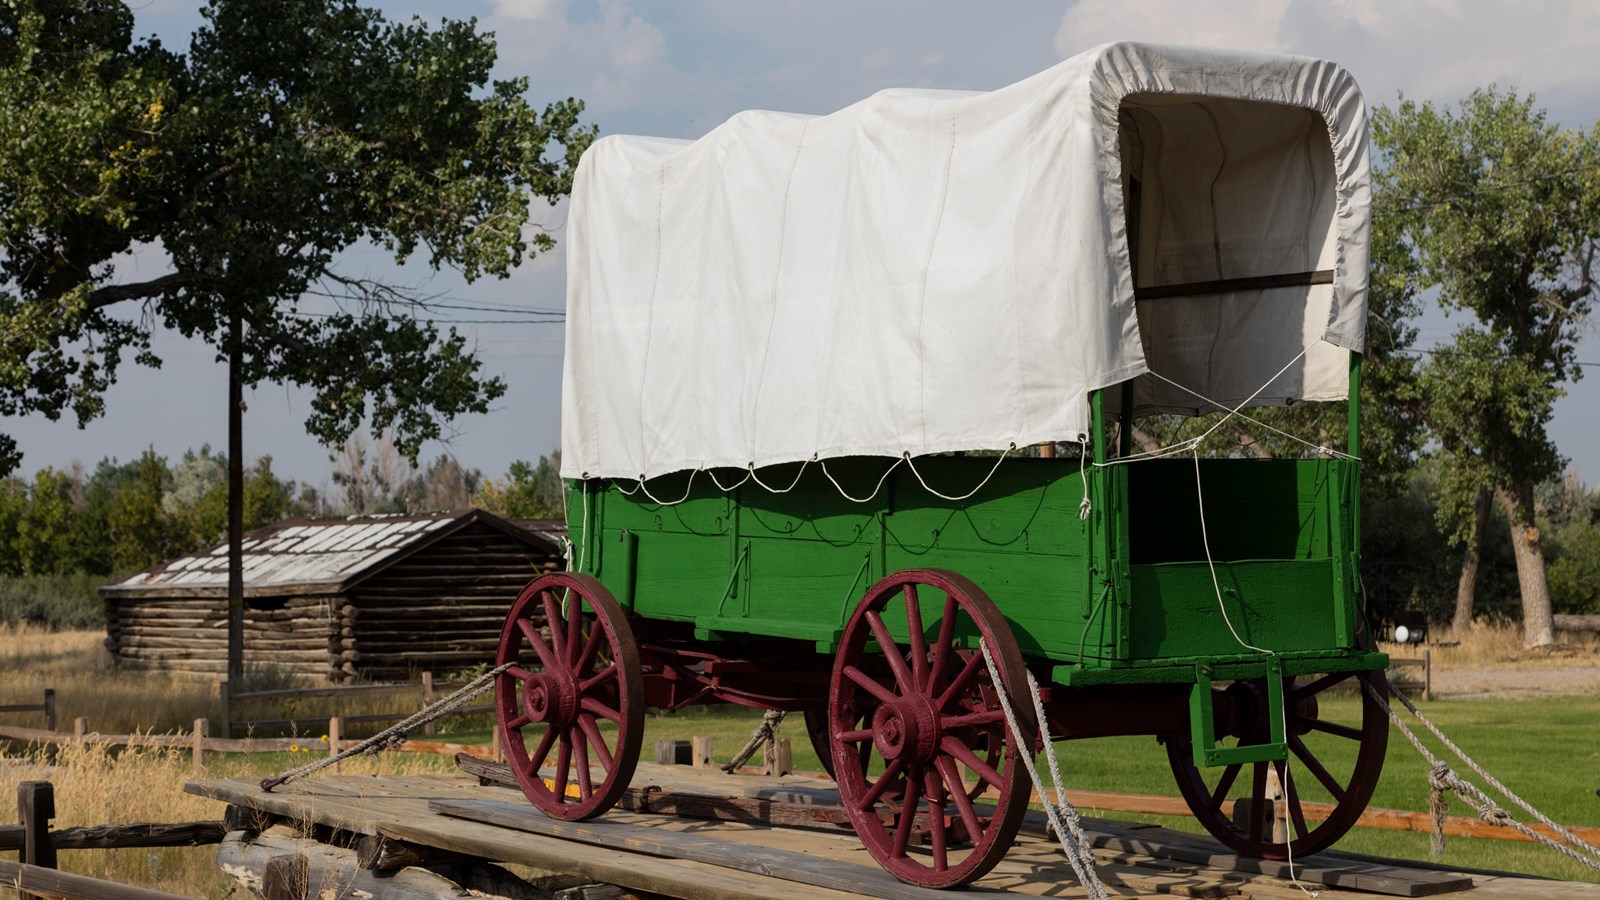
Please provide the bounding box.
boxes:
[1374,87,1600,646]
[476,450,563,520]
[1,0,596,476]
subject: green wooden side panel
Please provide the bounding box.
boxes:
[570,453,1362,672]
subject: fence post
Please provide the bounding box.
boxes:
[1423,648,1433,702]
[17,781,56,900]
[192,718,209,775]
[218,680,232,739]
[41,690,55,733]
[421,672,436,736]
[328,716,343,773]
[763,736,792,777]
[692,736,715,769]
[72,717,87,743]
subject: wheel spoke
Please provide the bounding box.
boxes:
[566,597,585,666]
[866,611,916,695]
[1249,762,1268,844]
[505,712,530,730]
[890,770,923,859]
[837,728,874,744]
[1301,717,1364,741]
[938,757,983,848]
[581,664,619,693]
[581,696,623,724]
[517,619,558,670]
[941,709,1006,730]
[927,593,958,698]
[844,665,901,706]
[924,768,948,869]
[578,714,614,771]
[506,665,535,682]
[859,758,906,809]
[574,623,606,675]
[935,651,986,712]
[1209,763,1242,810]
[941,736,1004,788]
[904,585,929,691]
[1280,763,1309,840]
[553,733,572,804]
[1289,734,1348,802]
[542,592,567,662]
[525,728,556,776]
[1291,671,1353,702]
[574,728,593,800]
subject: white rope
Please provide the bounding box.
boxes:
[821,457,902,503]
[1077,448,1091,520]
[978,641,1108,900]
[1187,444,1319,896]
[903,443,1014,501]
[1367,679,1600,871]
[747,457,814,493]
[1145,367,1358,462]
[707,467,754,492]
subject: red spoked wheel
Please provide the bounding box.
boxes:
[1166,668,1389,859]
[828,569,1036,888]
[496,573,644,821]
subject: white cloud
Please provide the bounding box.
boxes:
[493,0,563,21]
[1053,0,1290,58]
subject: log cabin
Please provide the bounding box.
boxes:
[100,509,564,682]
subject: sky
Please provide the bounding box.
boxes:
[9,0,1600,491]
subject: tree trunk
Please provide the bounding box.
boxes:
[1496,482,1556,649]
[1451,486,1492,634]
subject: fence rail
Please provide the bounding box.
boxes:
[5,781,203,900]
[0,688,56,732]
[1389,651,1432,701]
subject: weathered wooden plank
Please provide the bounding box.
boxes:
[0,860,193,900]
[0,821,223,852]
[432,796,968,900]
[1040,816,1475,897]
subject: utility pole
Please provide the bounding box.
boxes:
[227,302,244,686]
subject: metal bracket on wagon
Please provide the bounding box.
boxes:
[1189,657,1286,769]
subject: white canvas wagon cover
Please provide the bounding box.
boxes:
[561,42,1371,481]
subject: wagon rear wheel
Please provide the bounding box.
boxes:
[496,573,644,821]
[828,569,1036,888]
[1166,668,1389,859]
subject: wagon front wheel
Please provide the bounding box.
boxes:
[496,573,644,821]
[829,569,1036,888]
[1166,667,1389,859]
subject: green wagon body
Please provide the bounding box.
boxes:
[573,453,1375,677]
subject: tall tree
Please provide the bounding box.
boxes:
[1,0,595,475]
[1374,89,1600,649]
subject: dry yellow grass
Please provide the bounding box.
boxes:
[0,626,460,896]
[0,624,216,735]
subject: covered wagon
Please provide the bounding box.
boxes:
[496,41,1386,888]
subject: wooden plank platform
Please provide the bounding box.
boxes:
[186,763,1600,900]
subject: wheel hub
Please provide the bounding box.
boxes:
[872,694,940,764]
[523,668,580,726]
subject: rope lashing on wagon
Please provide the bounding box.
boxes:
[723,708,787,773]
[258,662,515,793]
[978,640,1109,900]
[1363,679,1600,873]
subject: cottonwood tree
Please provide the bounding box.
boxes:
[1374,88,1600,649]
[0,0,595,474]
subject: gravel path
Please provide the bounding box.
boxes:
[1429,664,1600,699]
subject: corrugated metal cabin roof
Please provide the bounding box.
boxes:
[101,508,558,599]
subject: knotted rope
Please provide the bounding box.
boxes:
[724,708,786,773]
[259,662,515,792]
[1365,677,1600,872]
[980,640,1109,900]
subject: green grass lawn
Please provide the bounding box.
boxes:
[439,695,1600,883]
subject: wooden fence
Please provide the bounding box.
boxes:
[4,781,201,900]
[0,690,55,732]
[1389,651,1432,701]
